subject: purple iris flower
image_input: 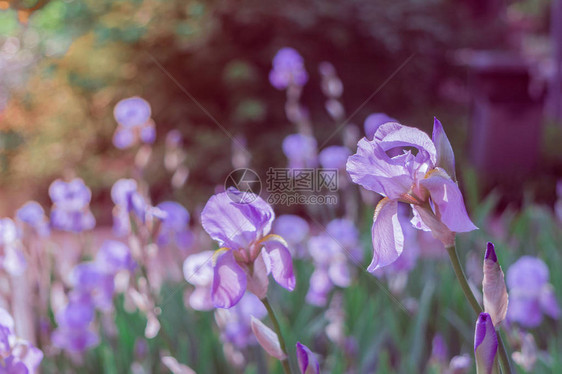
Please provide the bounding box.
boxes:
[474,313,497,374]
[201,188,295,308]
[0,218,26,276]
[296,342,320,374]
[49,178,96,233]
[0,307,43,372]
[363,113,396,140]
[96,240,135,273]
[282,134,318,169]
[318,146,351,170]
[272,214,310,257]
[15,201,50,237]
[71,263,116,311]
[269,47,308,90]
[183,251,215,311]
[306,219,360,306]
[112,97,155,149]
[506,256,560,328]
[346,118,476,271]
[111,179,149,235]
[156,201,193,251]
[114,97,151,128]
[51,292,98,353]
[215,293,267,349]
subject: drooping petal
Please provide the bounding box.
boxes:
[474,313,498,374]
[367,198,404,272]
[346,138,414,199]
[482,242,508,326]
[296,342,320,374]
[261,235,295,291]
[420,169,477,232]
[432,118,457,181]
[250,316,287,360]
[211,250,247,309]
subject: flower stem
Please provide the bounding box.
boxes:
[446,245,512,374]
[261,297,292,374]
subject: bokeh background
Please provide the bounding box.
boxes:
[1,0,562,373]
[0,0,560,217]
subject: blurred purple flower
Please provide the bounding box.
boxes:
[96,240,135,273]
[363,113,396,140]
[272,214,309,257]
[296,342,320,374]
[306,219,360,306]
[201,189,295,308]
[318,146,351,170]
[346,118,476,271]
[110,179,151,235]
[506,256,560,328]
[156,201,193,251]
[474,313,497,374]
[16,201,50,237]
[114,97,151,128]
[0,218,26,276]
[183,250,214,311]
[282,134,317,169]
[269,48,308,90]
[71,263,116,311]
[216,293,267,349]
[49,178,95,233]
[113,97,155,149]
[430,334,448,364]
[0,307,43,372]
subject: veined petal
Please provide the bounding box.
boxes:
[432,118,457,181]
[374,122,437,165]
[260,235,296,291]
[201,190,274,249]
[482,242,508,326]
[367,198,404,272]
[474,313,498,374]
[296,342,320,374]
[346,138,413,199]
[420,168,477,232]
[250,316,287,360]
[212,250,247,309]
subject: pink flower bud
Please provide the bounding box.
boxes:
[250,316,287,360]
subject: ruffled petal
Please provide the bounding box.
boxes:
[420,169,477,232]
[201,190,274,249]
[374,122,437,165]
[211,250,247,309]
[346,138,414,199]
[367,198,404,271]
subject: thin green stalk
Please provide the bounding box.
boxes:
[261,297,292,374]
[446,245,512,374]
